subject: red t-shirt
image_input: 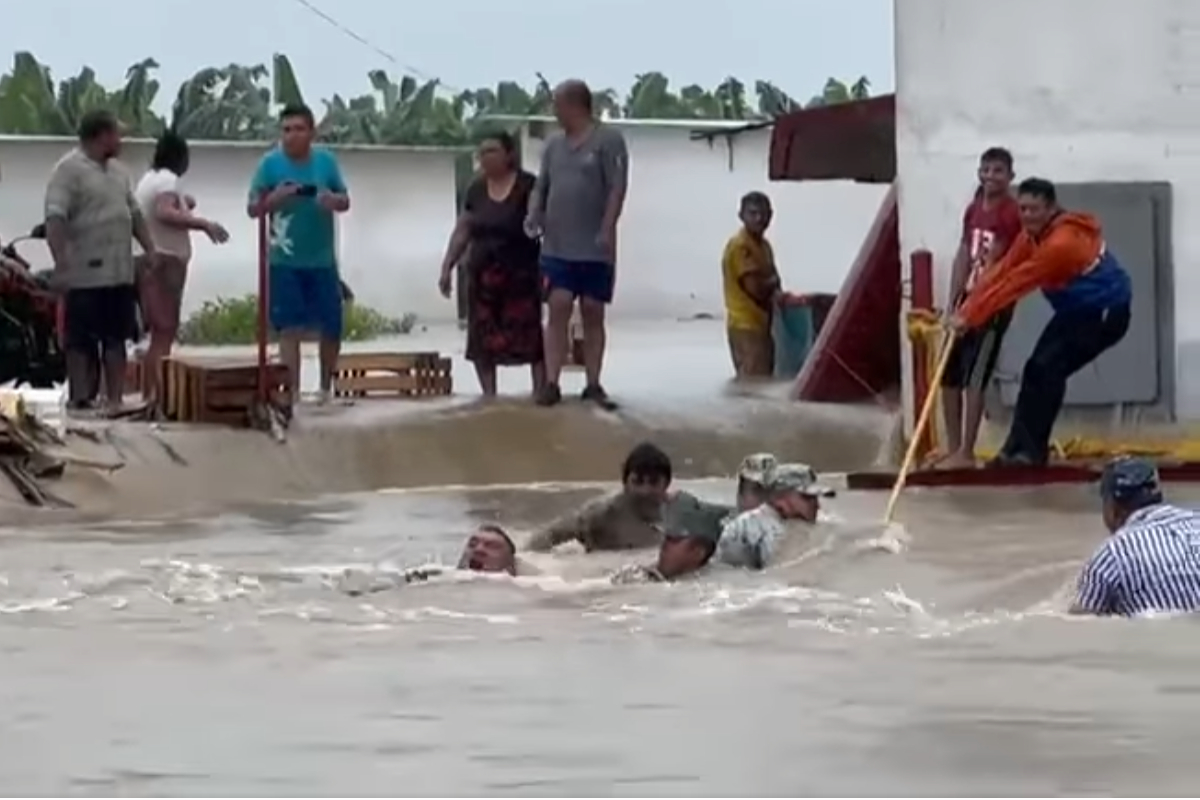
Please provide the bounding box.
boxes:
[961,193,1022,292]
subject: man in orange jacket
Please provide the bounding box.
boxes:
[950,177,1132,467]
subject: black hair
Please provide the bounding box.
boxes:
[740,191,771,211]
[1017,177,1057,204]
[478,523,517,556]
[621,442,673,484]
[77,109,119,142]
[151,130,190,176]
[979,146,1014,172]
[279,103,316,129]
[695,538,718,566]
[476,128,518,167]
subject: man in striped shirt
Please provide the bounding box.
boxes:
[1072,456,1200,616]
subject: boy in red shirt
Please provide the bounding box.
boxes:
[935,147,1022,468]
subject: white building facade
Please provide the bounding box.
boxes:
[511,117,887,322]
[896,0,1200,419]
[0,137,460,322]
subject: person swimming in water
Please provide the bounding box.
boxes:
[608,521,722,584]
[337,524,521,595]
[735,452,776,511]
[525,442,735,552]
[717,462,835,570]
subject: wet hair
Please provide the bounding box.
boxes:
[695,537,718,566]
[1017,177,1057,204]
[78,109,119,142]
[979,146,1014,172]
[280,103,316,129]
[151,130,189,175]
[557,80,593,113]
[621,442,673,484]
[478,523,517,556]
[740,191,771,212]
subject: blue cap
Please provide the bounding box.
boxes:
[1098,456,1163,504]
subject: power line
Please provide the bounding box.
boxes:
[285,0,465,94]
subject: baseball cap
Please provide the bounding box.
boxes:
[769,463,836,498]
[660,493,730,544]
[738,453,778,486]
[1099,456,1163,504]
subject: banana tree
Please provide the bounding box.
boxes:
[0,52,63,134]
[754,80,803,117]
[171,63,272,140]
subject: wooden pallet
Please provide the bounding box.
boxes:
[333,352,452,399]
[160,356,289,426]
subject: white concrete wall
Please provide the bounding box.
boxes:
[0,139,459,321]
[519,123,887,321]
[895,0,1200,418]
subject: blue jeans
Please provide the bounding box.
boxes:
[268,265,343,340]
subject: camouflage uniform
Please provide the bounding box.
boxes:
[717,462,835,570]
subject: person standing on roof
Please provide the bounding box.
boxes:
[934,147,1022,469]
[525,79,629,410]
[1072,457,1200,617]
[950,178,1131,467]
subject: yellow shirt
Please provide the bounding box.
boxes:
[722,229,778,332]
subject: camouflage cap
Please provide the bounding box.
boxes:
[1099,456,1163,504]
[660,493,731,544]
[738,453,778,486]
[769,463,836,498]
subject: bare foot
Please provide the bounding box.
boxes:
[939,451,977,470]
[922,449,951,469]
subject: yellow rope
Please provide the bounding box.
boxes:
[903,310,1200,466]
[904,310,946,456]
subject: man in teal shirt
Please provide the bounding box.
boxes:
[247,103,350,409]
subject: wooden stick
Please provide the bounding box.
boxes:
[883,329,957,524]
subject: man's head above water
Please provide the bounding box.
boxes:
[1099,456,1165,533]
[655,529,718,580]
[457,524,518,575]
[621,442,673,514]
[736,452,777,511]
[766,463,836,523]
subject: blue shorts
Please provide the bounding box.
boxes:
[268,265,343,340]
[540,256,615,304]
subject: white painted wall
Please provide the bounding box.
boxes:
[895,0,1200,418]
[0,126,886,328]
[518,122,887,320]
[0,138,459,321]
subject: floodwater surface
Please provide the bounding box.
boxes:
[2,322,1199,796]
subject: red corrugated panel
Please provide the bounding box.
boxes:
[792,185,901,402]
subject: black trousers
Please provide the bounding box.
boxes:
[1000,303,1131,465]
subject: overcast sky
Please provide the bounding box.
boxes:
[4,0,894,109]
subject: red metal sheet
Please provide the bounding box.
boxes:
[845,461,1200,491]
[792,186,901,402]
[769,95,896,183]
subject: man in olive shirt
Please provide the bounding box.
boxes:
[44,109,159,412]
[526,442,733,553]
[526,79,629,410]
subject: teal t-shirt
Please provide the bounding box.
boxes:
[248,146,347,269]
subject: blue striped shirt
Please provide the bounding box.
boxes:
[1075,503,1200,616]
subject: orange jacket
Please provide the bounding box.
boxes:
[957,212,1105,328]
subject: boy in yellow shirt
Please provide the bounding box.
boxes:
[722,191,782,377]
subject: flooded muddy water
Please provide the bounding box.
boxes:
[3,322,1199,795]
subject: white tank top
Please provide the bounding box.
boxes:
[133,168,193,260]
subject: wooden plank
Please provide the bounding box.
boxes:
[335,352,442,373]
[334,373,452,396]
